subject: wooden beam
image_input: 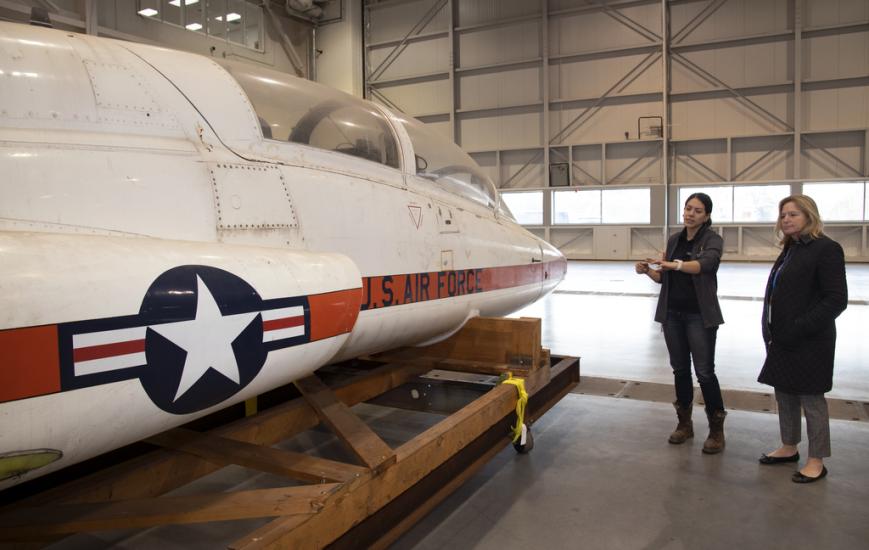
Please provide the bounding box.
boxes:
[146,428,368,483]
[11,361,429,509]
[334,356,579,549]
[365,424,511,550]
[294,375,396,471]
[230,381,520,549]
[389,317,541,368]
[0,484,340,540]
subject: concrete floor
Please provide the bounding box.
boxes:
[393,395,869,550]
[393,260,869,549]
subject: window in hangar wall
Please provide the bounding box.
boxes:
[678,185,790,224]
[137,0,263,51]
[501,191,543,226]
[501,188,652,226]
[551,188,650,225]
[679,183,869,224]
[803,182,869,222]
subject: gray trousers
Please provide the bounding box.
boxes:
[775,389,831,458]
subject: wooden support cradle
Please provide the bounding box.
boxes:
[0,317,579,549]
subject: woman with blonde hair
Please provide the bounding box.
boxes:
[758,194,847,483]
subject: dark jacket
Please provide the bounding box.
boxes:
[654,225,724,328]
[758,234,848,394]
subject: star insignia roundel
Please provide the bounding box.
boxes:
[138,266,268,415]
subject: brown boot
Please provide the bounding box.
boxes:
[668,402,694,444]
[702,409,727,454]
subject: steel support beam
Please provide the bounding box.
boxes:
[587,0,661,42]
[794,0,802,180]
[368,87,405,114]
[571,159,603,186]
[552,51,662,144]
[84,0,97,35]
[865,129,869,177]
[455,13,541,33]
[550,147,602,186]
[607,141,663,184]
[367,0,447,83]
[263,2,306,77]
[662,0,670,235]
[671,0,729,45]
[801,135,864,178]
[448,0,456,143]
[602,143,607,184]
[676,152,727,182]
[502,150,544,189]
[552,0,658,18]
[671,52,793,131]
[543,0,551,185]
[732,137,792,180]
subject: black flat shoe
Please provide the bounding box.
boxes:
[759,452,799,465]
[792,466,827,484]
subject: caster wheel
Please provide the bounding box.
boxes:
[513,427,534,454]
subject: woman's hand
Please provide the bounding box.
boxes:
[637,259,663,283]
[645,256,669,270]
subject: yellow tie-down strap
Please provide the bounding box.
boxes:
[500,373,528,443]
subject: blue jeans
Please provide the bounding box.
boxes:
[663,311,724,413]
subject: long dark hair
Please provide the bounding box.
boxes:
[685,192,713,230]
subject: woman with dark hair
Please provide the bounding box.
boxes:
[757,195,847,483]
[635,193,727,453]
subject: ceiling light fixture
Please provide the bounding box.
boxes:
[216,12,241,22]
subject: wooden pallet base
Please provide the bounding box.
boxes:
[0,317,579,549]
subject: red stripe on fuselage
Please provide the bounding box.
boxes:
[263,316,305,332]
[0,325,61,403]
[309,288,362,341]
[360,259,564,310]
[73,339,146,362]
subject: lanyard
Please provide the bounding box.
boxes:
[771,246,794,292]
[768,246,794,325]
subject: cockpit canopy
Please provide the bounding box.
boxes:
[220,61,505,215]
[221,60,400,169]
[395,115,498,210]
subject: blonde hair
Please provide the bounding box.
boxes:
[775,194,824,247]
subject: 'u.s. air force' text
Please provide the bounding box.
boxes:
[361,269,485,310]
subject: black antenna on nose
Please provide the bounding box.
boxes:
[30,7,53,28]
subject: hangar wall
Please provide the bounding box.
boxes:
[364,0,869,261]
[317,0,364,95]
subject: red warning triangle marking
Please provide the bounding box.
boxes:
[408,205,422,229]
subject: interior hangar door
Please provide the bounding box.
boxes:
[209,162,301,247]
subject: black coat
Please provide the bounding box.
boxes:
[758,234,848,394]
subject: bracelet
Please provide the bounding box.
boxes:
[674,259,683,271]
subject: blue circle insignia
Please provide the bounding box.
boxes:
[138,266,266,415]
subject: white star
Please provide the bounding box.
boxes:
[149,275,258,402]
